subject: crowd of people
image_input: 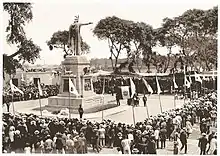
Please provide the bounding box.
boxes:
[2,90,217,154]
[3,84,60,104]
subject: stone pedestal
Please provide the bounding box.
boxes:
[47,55,103,113]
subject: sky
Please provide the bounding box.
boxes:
[2,0,218,65]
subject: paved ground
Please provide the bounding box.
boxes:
[2,94,187,123]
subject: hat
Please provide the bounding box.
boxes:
[15,130,20,135]
[118,132,122,137]
[34,130,40,135]
[79,132,84,137]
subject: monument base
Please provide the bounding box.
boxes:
[46,95,116,113]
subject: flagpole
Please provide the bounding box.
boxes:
[102,78,105,122]
[159,94,163,113]
[11,93,15,115]
[38,93,42,117]
[132,105,136,125]
[173,74,176,109]
[146,95,150,118]
[213,76,215,91]
[143,89,149,118]
[69,76,71,119]
[183,66,186,105]
[189,75,192,101]
[156,74,163,113]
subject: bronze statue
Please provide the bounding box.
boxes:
[68,15,92,55]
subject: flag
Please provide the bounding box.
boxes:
[29,76,33,84]
[173,76,178,89]
[102,79,105,94]
[121,86,130,99]
[37,80,43,96]
[156,76,162,95]
[130,78,136,98]
[188,75,192,84]
[10,80,24,95]
[49,73,54,80]
[69,78,79,95]
[142,78,153,94]
[212,71,215,80]
[184,75,191,88]
[195,72,202,83]
[21,73,25,82]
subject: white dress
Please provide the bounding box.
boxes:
[121,139,131,154]
[209,138,217,154]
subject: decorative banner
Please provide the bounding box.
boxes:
[37,80,43,96]
[10,80,24,95]
[156,76,162,95]
[195,72,202,83]
[173,76,178,89]
[69,78,79,95]
[121,86,130,99]
[130,78,136,98]
[21,73,25,82]
[142,78,153,94]
[184,75,191,88]
[188,75,192,84]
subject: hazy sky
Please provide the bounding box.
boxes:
[2,0,218,65]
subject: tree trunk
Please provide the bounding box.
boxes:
[136,57,141,73]
[6,103,10,112]
[163,47,172,73]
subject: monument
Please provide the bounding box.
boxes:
[47,16,106,113]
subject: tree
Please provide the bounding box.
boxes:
[3,3,41,77]
[128,22,154,72]
[47,30,90,58]
[160,6,217,72]
[93,16,132,72]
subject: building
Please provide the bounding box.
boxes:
[4,69,61,87]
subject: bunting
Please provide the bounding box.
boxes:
[69,78,79,96]
[173,76,178,89]
[130,78,136,98]
[195,72,202,83]
[156,76,162,95]
[10,80,24,95]
[37,80,43,96]
[142,78,153,94]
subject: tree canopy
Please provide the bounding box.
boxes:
[47,30,90,57]
[3,3,41,76]
[93,16,155,73]
[157,6,218,72]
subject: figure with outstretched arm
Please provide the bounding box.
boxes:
[68,16,92,55]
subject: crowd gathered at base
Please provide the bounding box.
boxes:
[3,84,59,103]
[2,91,217,154]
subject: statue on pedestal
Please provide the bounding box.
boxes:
[68,15,92,56]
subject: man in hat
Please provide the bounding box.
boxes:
[143,94,147,107]
[78,105,84,121]
[198,133,208,155]
[180,128,188,154]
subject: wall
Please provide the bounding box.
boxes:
[3,71,61,88]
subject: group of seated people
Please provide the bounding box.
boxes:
[2,91,217,154]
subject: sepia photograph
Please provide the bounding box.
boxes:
[1,0,218,154]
